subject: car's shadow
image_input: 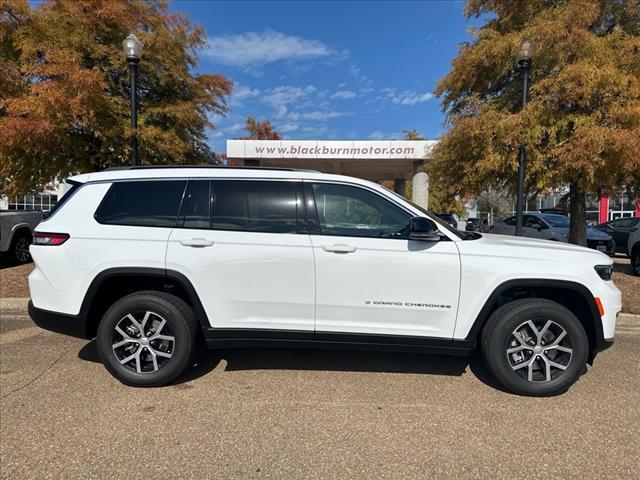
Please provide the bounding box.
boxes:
[0,256,22,270]
[77,340,507,392]
[612,262,632,275]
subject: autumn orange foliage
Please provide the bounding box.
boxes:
[240,116,282,140]
[0,0,231,195]
[431,0,640,244]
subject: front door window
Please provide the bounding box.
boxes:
[310,183,411,238]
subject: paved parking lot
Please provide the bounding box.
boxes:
[1,311,639,480]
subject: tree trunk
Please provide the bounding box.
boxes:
[568,181,587,246]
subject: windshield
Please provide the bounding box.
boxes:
[542,213,570,227]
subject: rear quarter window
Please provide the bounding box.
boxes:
[95,180,187,227]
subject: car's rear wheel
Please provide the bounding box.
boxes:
[481,299,588,396]
[631,248,640,276]
[10,231,32,264]
[96,291,198,387]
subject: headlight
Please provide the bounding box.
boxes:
[594,265,613,280]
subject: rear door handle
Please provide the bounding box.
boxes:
[179,238,214,248]
[322,243,357,254]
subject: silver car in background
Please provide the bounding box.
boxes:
[490,212,615,255]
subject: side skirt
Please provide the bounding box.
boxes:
[202,328,473,356]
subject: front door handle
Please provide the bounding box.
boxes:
[322,243,357,254]
[179,238,214,248]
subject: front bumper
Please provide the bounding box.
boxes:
[587,238,615,255]
[29,300,91,339]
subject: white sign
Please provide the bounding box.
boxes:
[227,140,436,160]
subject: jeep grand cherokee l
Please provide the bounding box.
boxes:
[28,166,622,396]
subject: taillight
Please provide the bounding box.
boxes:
[32,232,69,246]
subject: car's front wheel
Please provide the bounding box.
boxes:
[96,291,198,387]
[481,299,588,396]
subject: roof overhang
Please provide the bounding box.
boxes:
[226,139,436,181]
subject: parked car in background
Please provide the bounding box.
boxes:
[465,217,479,231]
[628,228,640,276]
[595,217,640,255]
[434,213,458,230]
[0,210,43,264]
[491,213,615,255]
[465,217,489,232]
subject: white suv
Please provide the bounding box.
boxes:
[28,166,622,396]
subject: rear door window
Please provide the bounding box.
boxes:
[211,180,299,233]
[95,180,187,227]
[612,218,637,229]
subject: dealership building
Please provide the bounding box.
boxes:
[226,139,640,223]
[2,138,638,222]
[226,139,434,209]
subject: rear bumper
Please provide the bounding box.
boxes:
[28,300,91,339]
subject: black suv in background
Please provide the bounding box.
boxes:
[595,217,640,255]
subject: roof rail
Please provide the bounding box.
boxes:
[103,165,318,173]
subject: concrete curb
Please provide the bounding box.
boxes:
[617,313,640,329]
[0,297,29,312]
[1,297,640,328]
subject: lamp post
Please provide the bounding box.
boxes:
[514,38,532,236]
[122,34,143,166]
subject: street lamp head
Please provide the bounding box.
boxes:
[122,33,143,61]
[517,38,533,64]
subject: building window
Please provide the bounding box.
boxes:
[8,193,58,211]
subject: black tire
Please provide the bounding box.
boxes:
[10,230,32,264]
[96,291,198,387]
[480,299,588,397]
[631,247,640,276]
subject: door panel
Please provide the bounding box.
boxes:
[167,229,315,331]
[610,218,639,247]
[165,179,315,332]
[311,235,461,337]
[523,215,548,239]
[307,181,461,338]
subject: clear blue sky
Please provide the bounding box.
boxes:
[170,0,483,152]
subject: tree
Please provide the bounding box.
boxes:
[0,0,232,195]
[431,0,640,245]
[241,116,282,140]
[402,129,424,140]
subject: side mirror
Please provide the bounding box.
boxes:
[529,223,542,231]
[409,217,441,242]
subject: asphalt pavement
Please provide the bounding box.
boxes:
[1,311,638,480]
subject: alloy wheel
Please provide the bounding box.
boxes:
[14,238,31,263]
[506,319,573,382]
[112,311,175,374]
